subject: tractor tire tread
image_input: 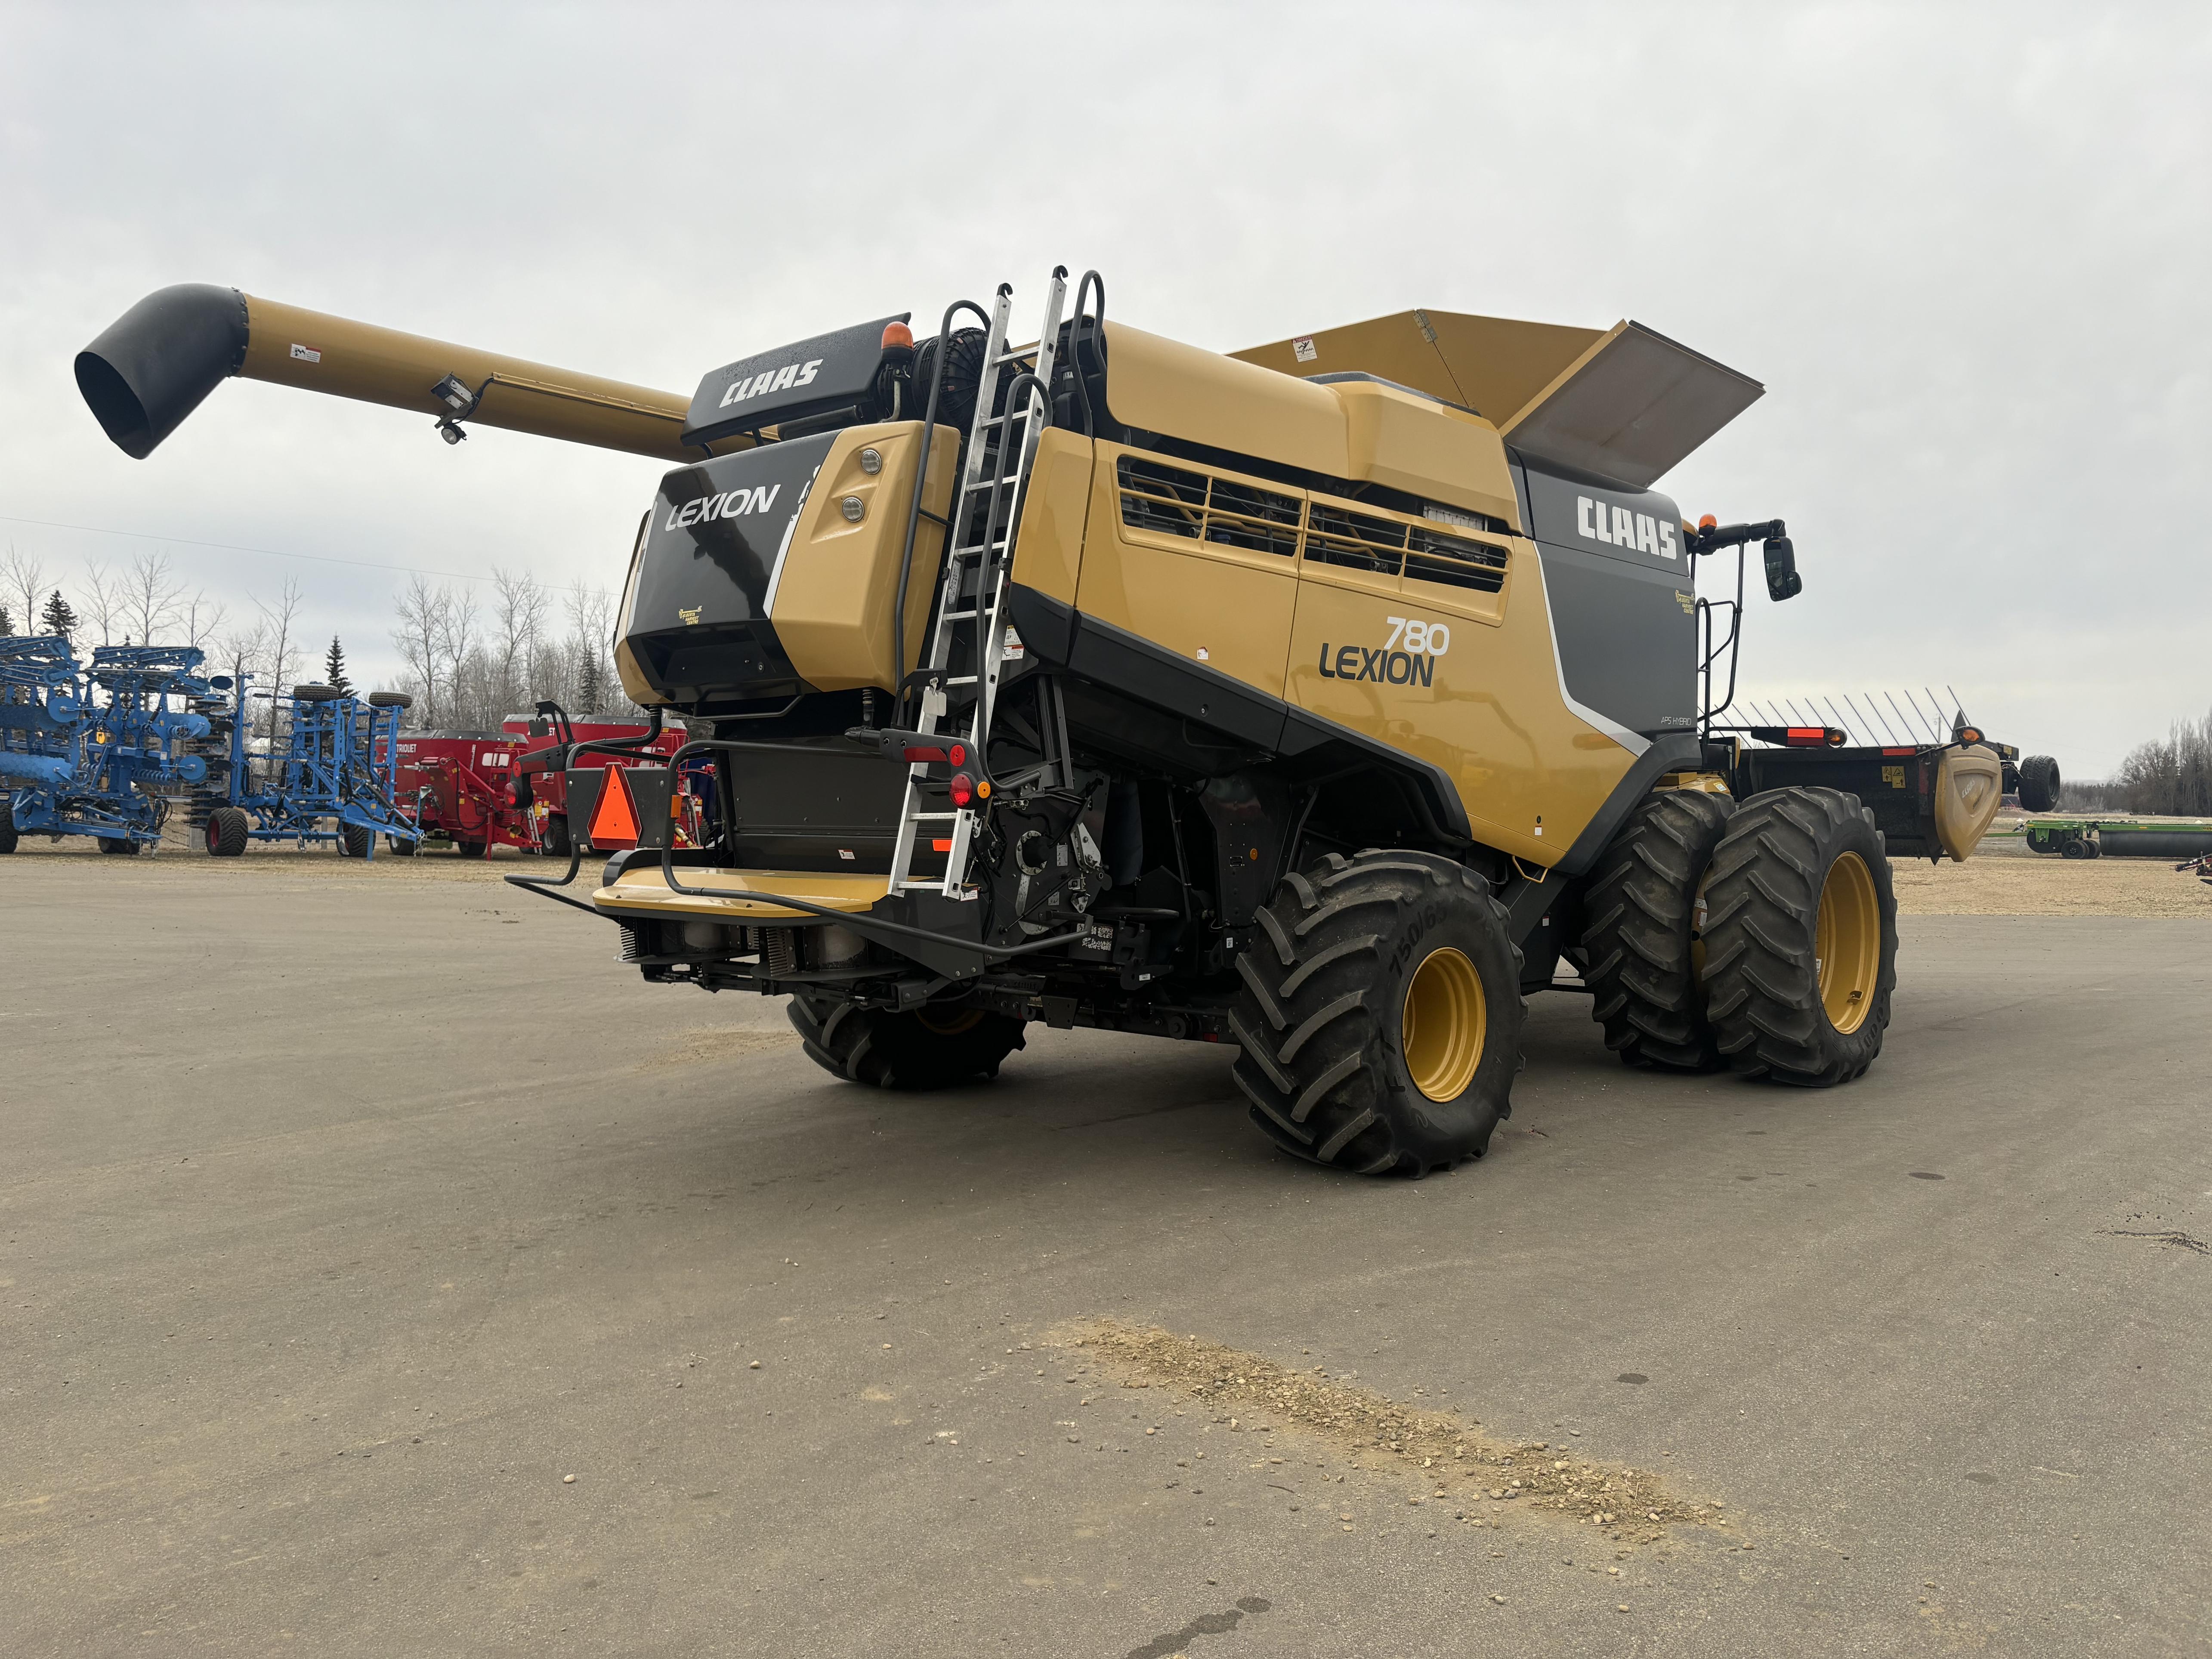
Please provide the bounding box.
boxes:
[1230,848,1522,1178]
[1579,788,1736,1072]
[1700,786,1898,1086]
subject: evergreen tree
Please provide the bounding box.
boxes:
[324,635,353,695]
[0,601,13,636]
[40,589,78,640]
[578,650,602,715]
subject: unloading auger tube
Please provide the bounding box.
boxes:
[74,267,1984,1175]
[76,285,724,462]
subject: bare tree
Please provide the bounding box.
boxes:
[254,577,306,744]
[122,549,187,645]
[80,560,121,646]
[2,544,47,635]
[565,581,620,714]
[439,585,480,723]
[391,576,447,727]
[492,567,548,717]
[180,590,227,652]
[215,619,268,695]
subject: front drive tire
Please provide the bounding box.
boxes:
[1231,850,1524,1177]
[788,993,1026,1089]
[1701,787,1898,1085]
[1579,789,1735,1071]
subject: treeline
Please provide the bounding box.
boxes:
[2062,709,2212,817]
[3,544,636,735]
[386,569,641,732]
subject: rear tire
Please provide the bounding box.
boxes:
[2017,754,2061,814]
[100,835,143,856]
[1230,849,1523,1177]
[1702,787,1897,1086]
[340,824,372,859]
[0,802,15,855]
[292,684,341,702]
[205,807,249,857]
[1580,789,1735,1071]
[458,840,488,859]
[543,813,572,858]
[788,993,1026,1088]
[386,834,417,856]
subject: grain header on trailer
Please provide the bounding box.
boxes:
[78,275,2009,1174]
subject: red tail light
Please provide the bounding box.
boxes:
[949,772,975,807]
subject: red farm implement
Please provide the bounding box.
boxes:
[385,706,690,856]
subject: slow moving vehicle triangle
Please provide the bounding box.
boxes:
[589,762,641,848]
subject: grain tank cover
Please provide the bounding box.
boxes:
[683,315,910,448]
[1236,310,1763,490]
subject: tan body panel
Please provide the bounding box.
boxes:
[239,295,717,463]
[1078,444,1299,702]
[1104,325,1520,529]
[1335,379,1517,526]
[1078,439,1634,860]
[1009,426,1097,607]
[771,422,960,691]
[1286,538,1632,865]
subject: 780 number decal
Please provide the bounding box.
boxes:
[1384,617,1450,656]
[1316,615,1452,686]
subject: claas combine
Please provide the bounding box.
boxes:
[76,272,2007,1175]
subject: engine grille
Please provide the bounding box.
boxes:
[1116,453,1509,594]
[1117,457,1298,557]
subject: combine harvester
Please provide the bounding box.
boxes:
[77,275,2013,1175]
[199,678,417,858]
[0,636,216,854]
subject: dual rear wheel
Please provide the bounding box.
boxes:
[1585,785,1897,1086]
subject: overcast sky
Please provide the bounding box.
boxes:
[3,2,2205,773]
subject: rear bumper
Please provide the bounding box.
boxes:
[591,864,888,921]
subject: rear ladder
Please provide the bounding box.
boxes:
[886,269,1069,898]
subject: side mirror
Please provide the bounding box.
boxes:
[1763,536,1801,602]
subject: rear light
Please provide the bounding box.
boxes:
[1958,726,1983,743]
[949,772,975,807]
[948,743,966,766]
[902,745,947,763]
[1784,727,1844,748]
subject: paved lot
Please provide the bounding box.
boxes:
[4,851,2210,1656]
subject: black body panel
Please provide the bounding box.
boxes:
[624,435,833,706]
[1514,456,1696,740]
[1729,745,1941,858]
[684,315,909,447]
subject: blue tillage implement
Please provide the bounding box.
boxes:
[0,636,217,854]
[206,681,416,859]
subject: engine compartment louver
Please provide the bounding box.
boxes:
[1117,457,1298,556]
[1115,453,1508,594]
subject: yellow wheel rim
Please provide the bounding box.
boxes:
[1815,851,1881,1034]
[1402,946,1487,1103]
[916,1007,986,1036]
